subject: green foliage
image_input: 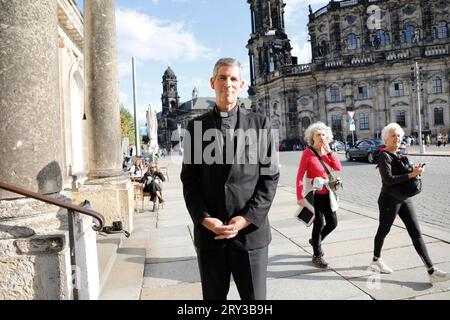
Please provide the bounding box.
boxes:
[120,104,135,144]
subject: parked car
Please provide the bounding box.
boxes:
[329,140,346,152]
[345,138,408,164]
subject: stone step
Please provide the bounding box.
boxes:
[96,233,123,294]
[98,213,155,300]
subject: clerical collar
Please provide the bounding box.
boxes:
[214,105,238,118]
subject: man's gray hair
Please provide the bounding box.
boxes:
[381,123,404,142]
[304,121,333,146]
[213,57,242,79]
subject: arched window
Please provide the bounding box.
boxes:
[404,25,415,43]
[436,21,448,39]
[432,76,443,93]
[330,86,341,102]
[434,107,444,125]
[371,30,390,48]
[394,80,404,97]
[301,117,311,133]
[347,33,358,50]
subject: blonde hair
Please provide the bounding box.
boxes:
[381,123,404,143]
[304,121,334,146]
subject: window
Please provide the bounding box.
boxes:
[358,85,368,100]
[330,86,341,102]
[436,21,448,39]
[394,81,404,96]
[396,111,406,127]
[371,30,390,48]
[301,117,311,132]
[359,113,369,130]
[432,76,443,93]
[434,107,444,125]
[269,50,275,72]
[347,33,358,50]
[404,25,415,43]
[331,115,342,132]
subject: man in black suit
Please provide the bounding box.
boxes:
[180,57,279,300]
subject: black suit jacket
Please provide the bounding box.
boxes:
[180,107,279,250]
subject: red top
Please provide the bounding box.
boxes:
[296,148,342,200]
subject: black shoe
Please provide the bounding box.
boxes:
[312,256,329,269]
[309,238,324,257]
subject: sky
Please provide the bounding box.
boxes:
[76,0,329,124]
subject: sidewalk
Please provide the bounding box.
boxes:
[100,156,450,300]
[407,144,450,156]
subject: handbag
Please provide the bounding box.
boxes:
[398,177,422,198]
[308,147,343,191]
[384,151,422,199]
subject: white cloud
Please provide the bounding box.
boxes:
[284,0,329,22]
[291,35,312,64]
[116,8,220,77]
[119,91,129,104]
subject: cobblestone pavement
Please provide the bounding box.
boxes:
[278,151,450,233]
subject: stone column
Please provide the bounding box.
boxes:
[81,0,134,233]
[0,0,71,300]
[0,0,62,198]
[84,0,122,179]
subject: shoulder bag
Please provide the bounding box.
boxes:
[308,147,343,192]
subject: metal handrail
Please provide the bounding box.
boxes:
[0,181,105,231]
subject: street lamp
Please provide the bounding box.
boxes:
[411,61,426,154]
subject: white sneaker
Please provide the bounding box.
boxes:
[370,258,393,274]
[429,268,450,284]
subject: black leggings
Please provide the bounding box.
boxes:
[374,193,433,268]
[312,193,338,257]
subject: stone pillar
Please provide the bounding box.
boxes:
[0,0,71,300]
[84,0,122,179]
[82,0,134,233]
[0,0,62,198]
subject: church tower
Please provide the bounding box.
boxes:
[161,66,180,115]
[246,0,295,88]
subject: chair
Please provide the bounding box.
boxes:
[134,182,163,212]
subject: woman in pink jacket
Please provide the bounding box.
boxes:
[296,122,342,269]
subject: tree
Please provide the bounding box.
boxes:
[120,104,135,144]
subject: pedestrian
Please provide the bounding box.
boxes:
[140,162,165,203]
[180,57,279,300]
[133,158,143,176]
[296,121,342,269]
[370,123,450,283]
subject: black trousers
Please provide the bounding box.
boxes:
[196,244,268,300]
[311,193,338,257]
[375,193,433,268]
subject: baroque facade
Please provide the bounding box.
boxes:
[247,0,450,144]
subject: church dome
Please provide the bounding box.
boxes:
[164,66,176,78]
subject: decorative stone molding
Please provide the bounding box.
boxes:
[14,234,65,255]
